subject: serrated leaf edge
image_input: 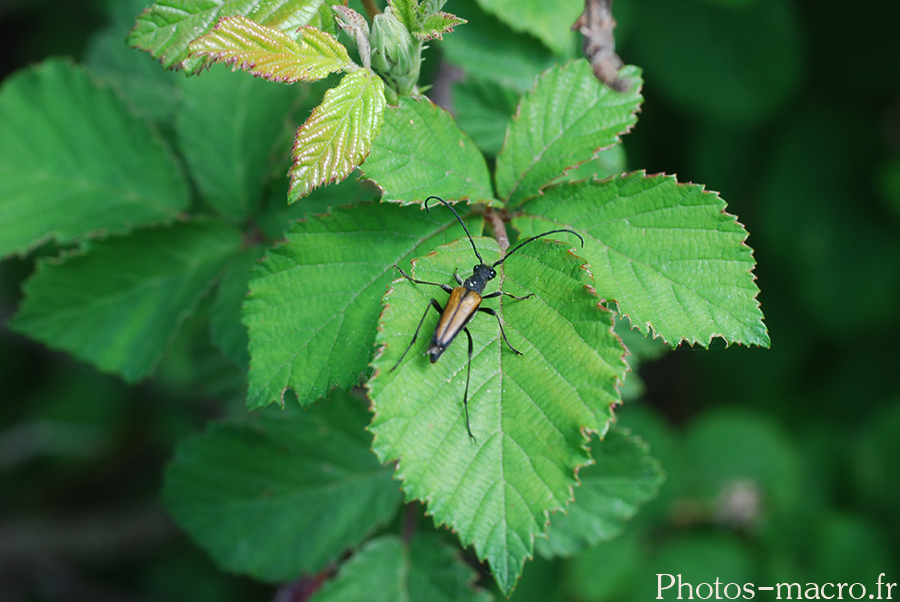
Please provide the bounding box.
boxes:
[525,170,770,350]
[367,242,628,595]
[288,68,386,200]
[188,16,351,83]
[414,12,467,41]
[498,60,643,206]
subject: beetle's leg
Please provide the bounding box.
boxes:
[462,327,476,442]
[390,299,444,372]
[395,265,453,294]
[454,268,463,286]
[476,307,524,355]
[482,290,534,301]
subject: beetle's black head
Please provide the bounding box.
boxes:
[463,263,496,293]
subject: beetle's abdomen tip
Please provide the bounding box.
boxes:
[426,345,443,363]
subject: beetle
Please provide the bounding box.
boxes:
[389,196,584,441]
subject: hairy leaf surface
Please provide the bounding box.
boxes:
[514,172,770,347]
[360,97,495,205]
[369,238,627,594]
[416,12,467,40]
[495,60,642,207]
[288,68,386,201]
[189,16,350,82]
[243,203,477,409]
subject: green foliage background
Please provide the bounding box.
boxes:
[1,0,899,600]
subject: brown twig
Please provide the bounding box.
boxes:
[572,0,628,91]
[485,208,510,253]
[360,0,381,21]
[402,502,419,544]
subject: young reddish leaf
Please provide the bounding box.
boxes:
[288,68,386,201]
[415,12,466,41]
[189,15,350,83]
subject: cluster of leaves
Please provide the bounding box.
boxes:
[127,0,464,201]
[0,0,769,597]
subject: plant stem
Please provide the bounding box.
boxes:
[361,0,381,21]
[486,208,510,253]
[402,502,418,544]
[573,0,627,91]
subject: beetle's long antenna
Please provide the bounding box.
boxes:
[492,229,585,268]
[425,196,484,265]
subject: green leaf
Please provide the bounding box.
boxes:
[210,245,265,368]
[243,202,478,409]
[537,428,664,557]
[0,60,189,258]
[388,0,417,32]
[513,172,770,348]
[85,0,182,125]
[310,0,342,35]
[440,0,556,92]
[127,0,327,73]
[495,60,643,207]
[473,0,581,56]
[368,238,627,595]
[566,530,645,602]
[162,390,402,582]
[419,0,450,18]
[309,534,492,602]
[360,97,495,205]
[10,220,243,382]
[415,12,467,41]
[175,66,298,222]
[256,172,379,240]
[560,146,628,183]
[189,16,351,83]
[288,68,386,201]
[452,77,520,157]
[249,0,328,31]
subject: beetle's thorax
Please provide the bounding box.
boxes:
[463,264,496,294]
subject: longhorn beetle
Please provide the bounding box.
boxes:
[389,196,584,441]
